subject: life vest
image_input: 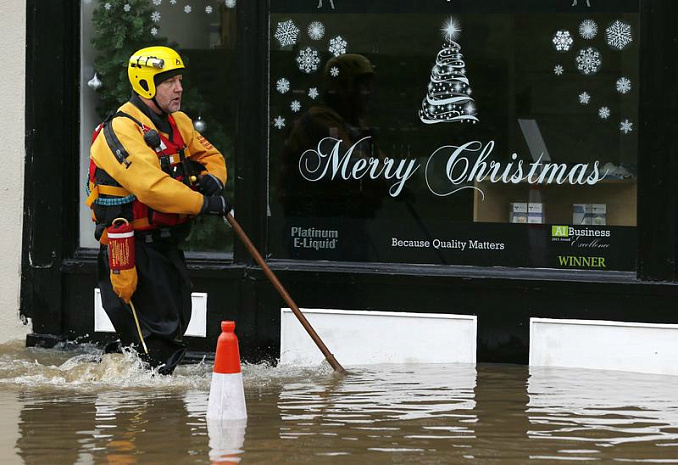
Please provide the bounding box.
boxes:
[86,111,199,241]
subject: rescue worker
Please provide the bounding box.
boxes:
[87,46,231,374]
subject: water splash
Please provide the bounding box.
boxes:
[0,339,344,392]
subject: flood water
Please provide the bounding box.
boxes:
[1,340,678,464]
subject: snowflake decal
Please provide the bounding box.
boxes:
[273,116,286,130]
[275,20,300,47]
[225,0,236,7]
[153,0,162,5]
[554,64,564,76]
[329,66,339,77]
[616,77,632,94]
[296,47,320,74]
[329,36,348,57]
[599,106,611,120]
[275,77,290,94]
[620,119,633,134]
[151,27,159,36]
[206,5,213,14]
[576,47,601,75]
[579,19,598,40]
[104,2,111,10]
[308,87,319,100]
[151,11,161,23]
[606,20,633,51]
[290,100,301,112]
[308,21,325,41]
[184,5,192,13]
[579,91,591,105]
[552,30,573,52]
[123,3,131,12]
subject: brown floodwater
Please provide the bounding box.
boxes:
[1,339,677,464]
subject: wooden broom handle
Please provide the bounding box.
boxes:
[225,213,347,375]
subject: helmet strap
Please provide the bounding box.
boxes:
[151,96,168,116]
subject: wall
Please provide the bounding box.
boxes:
[0,0,30,343]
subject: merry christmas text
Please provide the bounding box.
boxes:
[297,137,607,198]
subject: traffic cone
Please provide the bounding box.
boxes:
[207,321,247,420]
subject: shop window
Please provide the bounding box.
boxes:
[268,1,639,271]
[80,0,237,253]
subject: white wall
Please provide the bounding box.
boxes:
[0,0,30,343]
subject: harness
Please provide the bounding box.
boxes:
[87,111,198,239]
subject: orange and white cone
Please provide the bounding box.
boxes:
[207,321,247,420]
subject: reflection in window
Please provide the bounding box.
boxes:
[80,0,237,252]
[268,3,639,271]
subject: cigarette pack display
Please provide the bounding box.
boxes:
[528,203,544,224]
[592,204,607,226]
[573,203,589,225]
[573,204,607,225]
[510,203,528,223]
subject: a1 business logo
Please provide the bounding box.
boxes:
[551,225,570,242]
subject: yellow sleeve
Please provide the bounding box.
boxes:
[90,117,204,215]
[174,112,227,186]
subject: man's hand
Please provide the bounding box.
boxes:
[201,195,232,215]
[197,173,223,196]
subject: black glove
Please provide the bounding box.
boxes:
[197,173,223,196]
[201,195,232,215]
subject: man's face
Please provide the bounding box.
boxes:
[155,74,183,113]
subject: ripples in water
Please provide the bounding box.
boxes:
[1,339,678,463]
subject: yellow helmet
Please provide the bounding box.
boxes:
[128,46,185,99]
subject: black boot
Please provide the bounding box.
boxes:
[142,336,187,375]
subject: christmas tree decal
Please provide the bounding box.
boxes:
[419,18,479,124]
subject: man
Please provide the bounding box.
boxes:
[87,46,231,374]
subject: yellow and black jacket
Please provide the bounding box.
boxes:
[87,97,226,243]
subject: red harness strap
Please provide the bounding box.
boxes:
[133,115,194,229]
